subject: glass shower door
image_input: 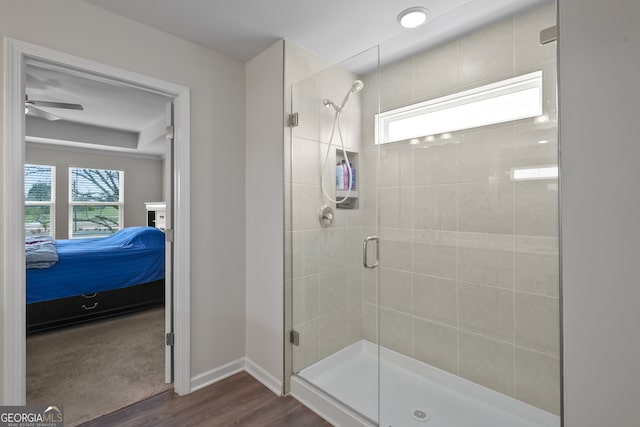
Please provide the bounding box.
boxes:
[287,44,382,424]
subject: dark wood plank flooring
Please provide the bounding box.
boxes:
[80,372,331,427]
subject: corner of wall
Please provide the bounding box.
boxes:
[244,39,286,387]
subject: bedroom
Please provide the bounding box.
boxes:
[23,62,173,424]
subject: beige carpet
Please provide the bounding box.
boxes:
[27,307,172,426]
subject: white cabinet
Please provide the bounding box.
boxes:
[145,202,166,231]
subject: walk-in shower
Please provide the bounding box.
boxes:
[286,2,560,426]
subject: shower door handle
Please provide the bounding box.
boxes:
[363,236,380,269]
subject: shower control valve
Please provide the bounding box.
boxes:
[319,205,334,228]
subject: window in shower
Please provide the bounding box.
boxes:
[375,70,543,144]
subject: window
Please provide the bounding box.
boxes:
[375,70,543,145]
[69,167,124,239]
[24,164,56,237]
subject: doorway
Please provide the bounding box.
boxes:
[3,38,191,404]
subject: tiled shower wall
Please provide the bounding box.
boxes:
[359,4,560,414]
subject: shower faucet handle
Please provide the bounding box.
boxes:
[319,205,334,228]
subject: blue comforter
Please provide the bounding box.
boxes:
[27,226,165,304]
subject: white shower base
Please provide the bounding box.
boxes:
[292,340,560,427]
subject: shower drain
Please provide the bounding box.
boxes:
[411,408,431,422]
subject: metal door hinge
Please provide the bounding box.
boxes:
[165,229,174,242]
[166,125,175,141]
[166,332,175,346]
[290,330,300,346]
[288,112,299,128]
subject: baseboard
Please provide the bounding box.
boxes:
[245,357,283,396]
[190,357,245,392]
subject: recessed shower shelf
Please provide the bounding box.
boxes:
[336,190,358,198]
[335,149,359,210]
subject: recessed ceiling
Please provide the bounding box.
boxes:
[85,0,550,64]
[25,63,170,156]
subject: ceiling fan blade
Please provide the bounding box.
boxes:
[30,100,84,110]
[27,105,61,121]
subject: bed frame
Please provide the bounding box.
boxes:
[26,279,164,334]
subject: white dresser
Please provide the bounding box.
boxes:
[145,202,166,231]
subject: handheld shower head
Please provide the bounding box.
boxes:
[351,80,364,93]
[324,80,365,112]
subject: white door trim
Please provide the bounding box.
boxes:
[3,37,192,402]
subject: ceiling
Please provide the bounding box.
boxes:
[85,0,550,65]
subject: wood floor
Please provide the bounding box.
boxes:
[80,372,331,427]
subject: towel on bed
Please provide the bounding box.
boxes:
[26,236,59,269]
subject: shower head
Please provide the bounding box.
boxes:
[324,80,365,113]
[351,80,364,93]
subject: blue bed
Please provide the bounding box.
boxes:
[27,226,165,304]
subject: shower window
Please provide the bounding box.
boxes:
[375,70,543,144]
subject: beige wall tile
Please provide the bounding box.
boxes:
[413,143,458,185]
[458,126,514,183]
[513,121,558,170]
[414,230,458,279]
[380,308,413,357]
[413,274,457,327]
[380,60,413,111]
[379,144,413,187]
[412,41,459,101]
[346,266,363,307]
[363,302,379,343]
[458,231,514,289]
[380,227,413,272]
[515,292,560,355]
[292,137,321,185]
[514,3,557,72]
[292,318,319,373]
[459,182,514,234]
[515,251,558,297]
[318,310,348,359]
[458,19,515,86]
[291,184,321,231]
[459,332,515,396]
[379,187,413,228]
[459,282,514,342]
[319,270,348,315]
[293,275,319,324]
[362,267,378,305]
[347,303,364,345]
[292,230,320,278]
[413,184,458,231]
[318,228,348,272]
[414,318,458,374]
[291,73,320,142]
[380,268,413,314]
[515,347,561,415]
[515,179,558,237]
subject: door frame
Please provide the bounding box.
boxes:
[3,38,192,402]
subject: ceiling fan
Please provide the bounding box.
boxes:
[25,95,84,121]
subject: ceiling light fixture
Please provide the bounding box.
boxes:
[398,7,429,29]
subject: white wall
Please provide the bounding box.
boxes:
[244,40,285,393]
[26,143,163,239]
[0,0,246,398]
[559,0,640,426]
